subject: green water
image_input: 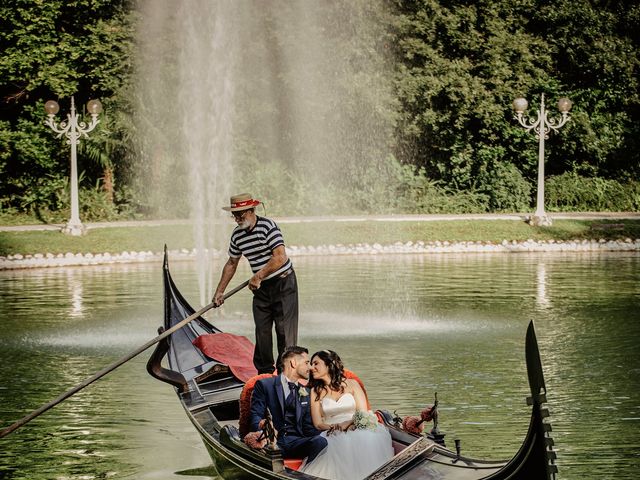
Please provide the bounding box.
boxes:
[0,252,638,479]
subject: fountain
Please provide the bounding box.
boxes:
[134,0,394,303]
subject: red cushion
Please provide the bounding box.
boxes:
[192,333,258,382]
[344,369,371,410]
[239,373,277,438]
[284,459,304,470]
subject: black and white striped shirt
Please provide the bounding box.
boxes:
[229,216,292,279]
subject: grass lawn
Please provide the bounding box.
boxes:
[1,219,639,256]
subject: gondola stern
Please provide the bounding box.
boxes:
[524,320,557,480]
[492,320,557,480]
[525,320,547,400]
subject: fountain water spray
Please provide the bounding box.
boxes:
[135,2,240,304]
[135,1,394,303]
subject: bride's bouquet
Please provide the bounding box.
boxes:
[352,410,378,430]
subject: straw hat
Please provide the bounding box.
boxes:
[222,193,261,212]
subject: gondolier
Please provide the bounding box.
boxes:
[213,193,299,374]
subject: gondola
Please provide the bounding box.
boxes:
[147,250,558,480]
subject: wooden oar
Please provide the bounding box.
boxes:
[0,279,249,439]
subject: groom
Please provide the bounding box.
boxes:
[249,346,327,464]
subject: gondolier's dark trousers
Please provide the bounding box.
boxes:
[252,268,299,374]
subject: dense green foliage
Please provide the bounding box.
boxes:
[1,0,638,221]
[390,0,639,210]
[546,172,640,212]
[0,0,135,221]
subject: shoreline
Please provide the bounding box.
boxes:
[2,211,640,232]
[1,237,638,270]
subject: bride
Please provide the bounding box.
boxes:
[299,350,394,480]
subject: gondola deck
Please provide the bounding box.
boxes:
[147,250,558,480]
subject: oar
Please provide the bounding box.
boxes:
[0,279,249,439]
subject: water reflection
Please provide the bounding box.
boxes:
[66,270,85,318]
[536,263,550,309]
[0,252,638,480]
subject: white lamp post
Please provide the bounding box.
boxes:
[513,93,572,226]
[44,97,102,236]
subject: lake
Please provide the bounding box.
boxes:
[0,251,638,479]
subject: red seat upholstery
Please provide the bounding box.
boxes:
[283,459,305,470]
[239,373,276,438]
[343,369,371,410]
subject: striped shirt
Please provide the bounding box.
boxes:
[229,216,292,280]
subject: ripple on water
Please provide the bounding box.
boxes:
[300,311,508,337]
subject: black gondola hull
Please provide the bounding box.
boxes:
[148,250,557,480]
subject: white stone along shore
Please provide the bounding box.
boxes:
[1,238,639,270]
[2,214,639,270]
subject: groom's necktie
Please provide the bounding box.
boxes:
[287,382,299,405]
[284,381,300,435]
[288,382,298,395]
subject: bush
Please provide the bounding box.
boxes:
[390,159,490,214]
[546,173,640,211]
[234,154,493,215]
[237,157,314,216]
[476,162,532,212]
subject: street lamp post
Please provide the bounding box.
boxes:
[513,93,572,226]
[44,97,102,236]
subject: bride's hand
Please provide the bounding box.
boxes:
[326,420,352,435]
[338,421,352,432]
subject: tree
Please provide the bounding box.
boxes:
[536,0,640,178]
[0,0,135,217]
[390,0,639,209]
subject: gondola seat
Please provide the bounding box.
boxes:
[239,369,371,438]
[238,369,372,470]
[239,373,277,438]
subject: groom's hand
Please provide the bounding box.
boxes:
[258,419,278,438]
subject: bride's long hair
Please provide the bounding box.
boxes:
[309,350,346,399]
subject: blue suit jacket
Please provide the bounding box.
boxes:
[249,375,319,438]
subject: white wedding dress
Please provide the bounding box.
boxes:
[299,393,394,480]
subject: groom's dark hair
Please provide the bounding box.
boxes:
[281,346,308,364]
